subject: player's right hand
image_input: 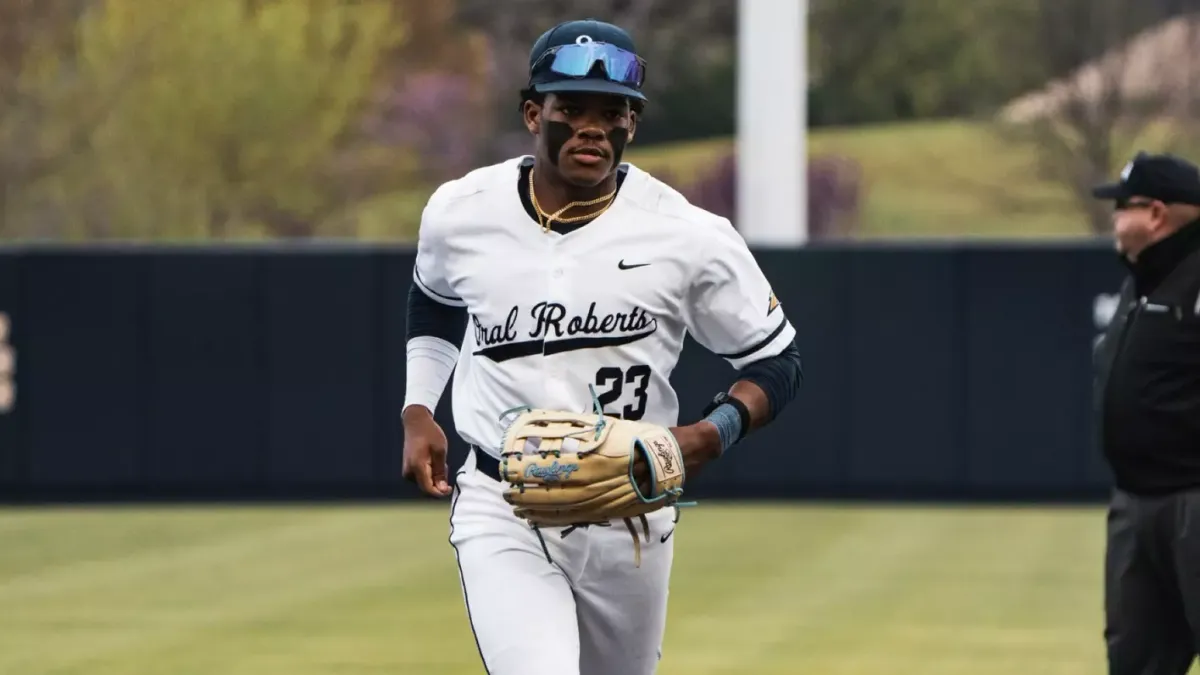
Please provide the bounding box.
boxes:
[401,405,453,498]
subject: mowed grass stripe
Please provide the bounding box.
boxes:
[0,506,457,675]
[657,502,1099,667]
[656,505,1107,675]
[0,506,335,580]
[662,506,975,674]
[0,503,1134,675]
[0,508,387,600]
[814,508,1104,675]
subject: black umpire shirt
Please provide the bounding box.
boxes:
[1095,218,1200,495]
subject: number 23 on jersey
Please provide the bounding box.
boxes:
[595,364,650,420]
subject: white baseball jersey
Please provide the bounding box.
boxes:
[413,156,796,458]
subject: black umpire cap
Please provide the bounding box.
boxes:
[1092,151,1200,205]
[526,19,648,101]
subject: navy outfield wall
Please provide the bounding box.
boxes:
[0,241,1125,503]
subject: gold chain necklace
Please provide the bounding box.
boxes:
[529,168,616,233]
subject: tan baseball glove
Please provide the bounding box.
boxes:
[497,401,689,566]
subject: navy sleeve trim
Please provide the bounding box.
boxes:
[407,282,468,348]
[413,267,466,306]
[715,315,789,360]
[736,340,803,421]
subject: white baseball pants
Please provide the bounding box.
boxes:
[448,448,677,675]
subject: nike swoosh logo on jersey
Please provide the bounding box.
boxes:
[660,529,674,543]
[618,260,650,270]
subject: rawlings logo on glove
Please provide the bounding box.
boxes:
[524,460,581,482]
[496,387,691,566]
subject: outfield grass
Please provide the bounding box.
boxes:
[625,120,1091,239]
[0,502,1169,675]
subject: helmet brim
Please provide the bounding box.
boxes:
[532,78,647,102]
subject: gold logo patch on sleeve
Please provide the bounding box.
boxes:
[768,290,780,315]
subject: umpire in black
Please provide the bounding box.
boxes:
[1092,151,1200,675]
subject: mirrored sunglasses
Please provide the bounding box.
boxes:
[532,41,646,88]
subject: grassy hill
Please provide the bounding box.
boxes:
[356,119,1096,241]
[625,120,1091,239]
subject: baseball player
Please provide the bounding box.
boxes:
[401,18,803,675]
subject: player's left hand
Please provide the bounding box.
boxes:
[669,422,723,479]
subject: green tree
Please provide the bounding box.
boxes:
[0,0,103,238]
[455,0,737,154]
[809,0,1043,125]
[32,0,409,240]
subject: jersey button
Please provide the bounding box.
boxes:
[552,268,564,278]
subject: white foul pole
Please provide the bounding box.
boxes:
[736,0,807,245]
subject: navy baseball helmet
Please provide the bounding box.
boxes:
[526,19,647,101]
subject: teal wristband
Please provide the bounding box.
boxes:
[703,403,744,454]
